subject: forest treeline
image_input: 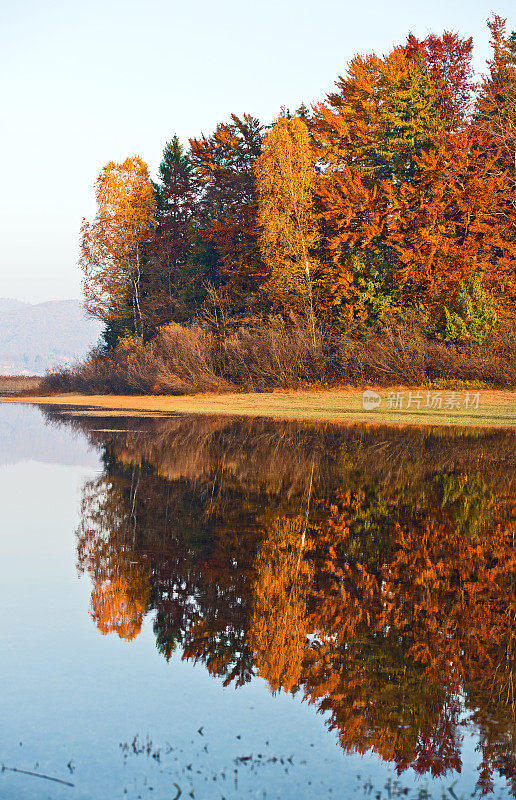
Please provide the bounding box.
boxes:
[46,410,516,795]
[51,15,516,392]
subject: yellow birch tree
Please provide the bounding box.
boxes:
[255,115,319,344]
[80,156,156,335]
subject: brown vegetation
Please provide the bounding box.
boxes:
[0,375,43,395]
[40,316,516,395]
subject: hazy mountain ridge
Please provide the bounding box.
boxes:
[0,299,103,375]
[0,299,30,313]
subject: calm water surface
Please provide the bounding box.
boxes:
[1,403,515,799]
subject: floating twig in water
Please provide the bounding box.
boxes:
[1,764,74,787]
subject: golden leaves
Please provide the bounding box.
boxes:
[255,114,319,330]
[80,156,156,326]
[248,513,314,693]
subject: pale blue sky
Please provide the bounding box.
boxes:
[1,0,514,303]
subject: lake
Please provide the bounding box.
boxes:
[1,402,515,799]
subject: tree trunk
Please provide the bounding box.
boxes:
[134,244,143,336]
[304,258,317,349]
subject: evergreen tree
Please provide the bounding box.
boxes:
[475,14,516,177]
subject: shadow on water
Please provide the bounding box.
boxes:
[42,410,516,797]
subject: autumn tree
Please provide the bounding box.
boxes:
[312,45,440,319]
[255,114,319,342]
[80,156,156,335]
[475,14,516,179]
[380,130,516,309]
[313,47,439,185]
[315,70,516,313]
[189,114,267,311]
[405,31,474,129]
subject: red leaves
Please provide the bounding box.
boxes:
[406,31,474,128]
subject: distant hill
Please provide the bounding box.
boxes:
[0,299,30,313]
[0,299,104,375]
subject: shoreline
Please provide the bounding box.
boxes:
[2,388,516,428]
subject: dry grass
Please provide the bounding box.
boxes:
[5,387,516,427]
[0,375,42,394]
[38,317,516,396]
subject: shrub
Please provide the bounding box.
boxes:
[41,314,516,395]
[438,274,497,344]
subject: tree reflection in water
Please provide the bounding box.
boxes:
[45,411,516,795]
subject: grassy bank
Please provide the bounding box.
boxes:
[4,388,515,427]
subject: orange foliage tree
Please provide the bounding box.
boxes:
[311,45,440,318]
[315,125,516,312]
[80,156,156,335]
[405,31,474,129]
